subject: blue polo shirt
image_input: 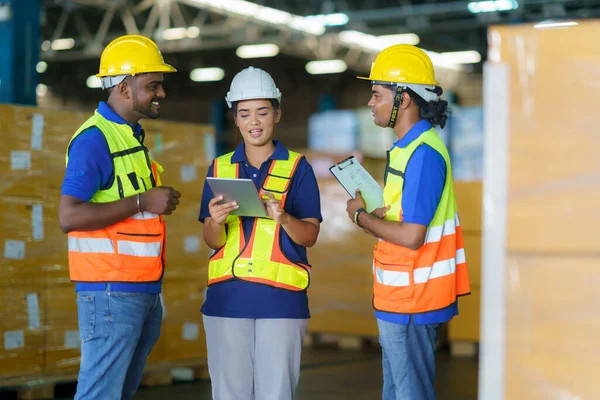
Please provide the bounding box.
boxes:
[61,102,162,294]
[376,120,459,325]
[199,141,322,319]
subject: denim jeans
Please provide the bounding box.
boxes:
[74,290,162,400]
[377,318,441,400]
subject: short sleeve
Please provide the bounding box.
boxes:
[401,144,447,226]
[198,163,215,223]
[60,128,114,202]
[287,159,323,222]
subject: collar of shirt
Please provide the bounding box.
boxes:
[97,101,143,141]
[391,120,433,149]
[231,140,290,164]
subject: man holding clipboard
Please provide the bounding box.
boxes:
[344,45,471,400]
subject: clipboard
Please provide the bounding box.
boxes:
[329,155,384,213]
[206,177,268,217]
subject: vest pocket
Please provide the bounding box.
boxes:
[373,256,415,301]
[114,218,164,279]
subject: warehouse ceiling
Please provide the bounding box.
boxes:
[37,0,599,97]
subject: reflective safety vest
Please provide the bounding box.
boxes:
[207,151,311,291]
[373,128,470,314]
[65,111,166,283]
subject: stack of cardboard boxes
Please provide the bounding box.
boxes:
[0,104,215,380]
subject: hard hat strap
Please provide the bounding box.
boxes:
[387,85,403,129]
[100,75,128,90]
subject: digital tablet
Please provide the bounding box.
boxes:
[206,177,268,217]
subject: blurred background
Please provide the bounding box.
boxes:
[1,0,599,399]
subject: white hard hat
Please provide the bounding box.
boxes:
[225,66,282,108]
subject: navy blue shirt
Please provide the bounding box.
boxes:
[61,102,162,294]
[376,120,458,325]
[199,141,322,319]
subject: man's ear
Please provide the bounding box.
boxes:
[118,79,131,99]
[400,91,412,110]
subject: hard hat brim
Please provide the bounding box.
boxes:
[96,63,177,78]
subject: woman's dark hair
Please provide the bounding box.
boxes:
[231,98,280,118]
[384,85,450,129]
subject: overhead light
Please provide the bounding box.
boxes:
[305,13,349,27]
[51,38,75,51]
[41,40,51,51]
[162,27,187,40]
[188,0,326,35]
[534,21,578,29]
[467,0,518,14]
[187,26,201,38]
[86,75,102,89]
[379,33,421,46]
[339,30,420,51]
[438,50,482,64]
[305,60,347,75]
[36,84,48,98]
[190,67,225,82]
[236,44,280,59]
[36,61,48,74]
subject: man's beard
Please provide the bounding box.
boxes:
[133,91,160,119]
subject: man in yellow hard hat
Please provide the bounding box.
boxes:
[345,44,471,399]
[58,34,181,399]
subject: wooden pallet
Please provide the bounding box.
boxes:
[0,358,209,398]
[304,333,379,350]
[449,341,479,357]
[141,358,209,387]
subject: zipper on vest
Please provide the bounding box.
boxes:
[116,176,125,199]
[143,150,156,187]
[117,232,161,237]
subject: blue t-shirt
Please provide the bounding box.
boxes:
[61,102,162,294]
[375,120,458,325]
[199,141,322,319]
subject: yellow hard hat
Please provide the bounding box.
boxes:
[97,35,177,78]
[358,44,438,86]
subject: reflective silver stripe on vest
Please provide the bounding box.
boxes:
[375,247,465,287]
[117,241,161,257]
[130,212,160,220]
[68,237,114,253]
[424,212,461,244]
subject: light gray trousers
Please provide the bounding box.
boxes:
[203,315,308,400]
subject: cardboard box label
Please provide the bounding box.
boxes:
[184,235,201,253]
[180,165,197,182]
[182,323,199,341]
[26,293,41,329]
[32,204,44,241]
[4,239,25,260]
[153,133,163,154]
[204,134,216,161]
[4,330,24,350]
[64,330,81,349]
[31,113,44,150]
[11,151,31,170]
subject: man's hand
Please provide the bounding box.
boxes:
[208,195,239,225]
[263,192,287,224]
[371,206,390,220]
[140,186,181,215]
[346,189,367,223]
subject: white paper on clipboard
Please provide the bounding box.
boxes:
[329,156,384,213]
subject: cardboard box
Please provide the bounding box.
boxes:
[454,182,482,233]
[0,285,45,377]
[448,285,480,342]
[161,279,207,362]
[43,284,80,373]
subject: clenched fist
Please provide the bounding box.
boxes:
[140,186,181,215]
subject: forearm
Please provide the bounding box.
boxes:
[280,214,320,248]
[59,195,138,233]
[357,212,425,250]
[203,217,227,250]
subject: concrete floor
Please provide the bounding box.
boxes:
[52,346,478,399]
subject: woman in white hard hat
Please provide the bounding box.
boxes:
[198,66,322,400]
